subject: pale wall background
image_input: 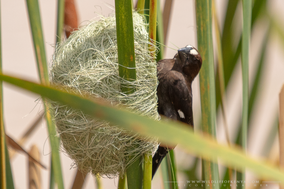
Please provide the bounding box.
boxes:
[2,0,284,188]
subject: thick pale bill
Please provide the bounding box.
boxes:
[186,45,199,55]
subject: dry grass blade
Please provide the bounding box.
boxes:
[162,0,173,45]
[6,134,46,169]
[279,85,284,189]
[71,169,87,189]
[28,145,41,189]
[9,112,44,158]
[64,0,78,38]
[18,113,44,145]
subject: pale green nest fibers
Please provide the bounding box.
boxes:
[50,12,159,177]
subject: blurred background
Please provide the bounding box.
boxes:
[2,0,284,188]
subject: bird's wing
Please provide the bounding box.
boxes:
[158,70,194,126]
[157,59,175,77]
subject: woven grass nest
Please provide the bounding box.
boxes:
[50,12,159,177]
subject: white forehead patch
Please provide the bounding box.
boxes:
[177,109,185,119]
[189,49,198,55]
[186,45,193,48]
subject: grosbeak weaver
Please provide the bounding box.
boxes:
[152,45,202,178]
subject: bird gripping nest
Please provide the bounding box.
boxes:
[50,12,159,177]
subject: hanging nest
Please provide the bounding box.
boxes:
[50,12,159,177]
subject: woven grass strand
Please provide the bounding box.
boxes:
[50,12,159,177]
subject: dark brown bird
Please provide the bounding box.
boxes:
[152,45,202,178]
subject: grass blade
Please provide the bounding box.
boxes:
[220,0,239,88]
[0,1,6,186]
[221,26,271,189]
[159,141,179,188]
[49,159,55,189]
[160,160,170,189]
[2,74,284,183]
[144,0,150,24]
[156,0,164,62]
[212,0,230,145]
[165,150,178,189]
[215,0,239,115]
[56,0,64,43]
[137,0,145,14]
[217,0,267,108]
[160,153,178,189]
[195,0,220,188]
[212,1,234,185]
[145,0,156,187]
[25,0,64,188]
[248,26,270,121]
[0,2,14,187]
[9,113,43,159]
[6,134,46,169]
[220,1,266,187]
[115,0,136,92]
[261,116,278,157]
[269,13,284,51]
[0,86,6,188]
[221,0,239,58]
[231,0,267,83]
[148,0,157,55]
[26,0,49,84]
[95,174,103,189]
[118,175,126,189]
[3,74,284,184]
[236,0,252,187]
[0,120,6,189]
[231,0,267,86]
[4,144,14,189]
[211,7,234,186]
[126,156,143,189]
[143,153,152,189]
[115,1,141,188]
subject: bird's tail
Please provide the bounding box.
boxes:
[152,146,169,179]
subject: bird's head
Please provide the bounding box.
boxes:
[173,45,202,81]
